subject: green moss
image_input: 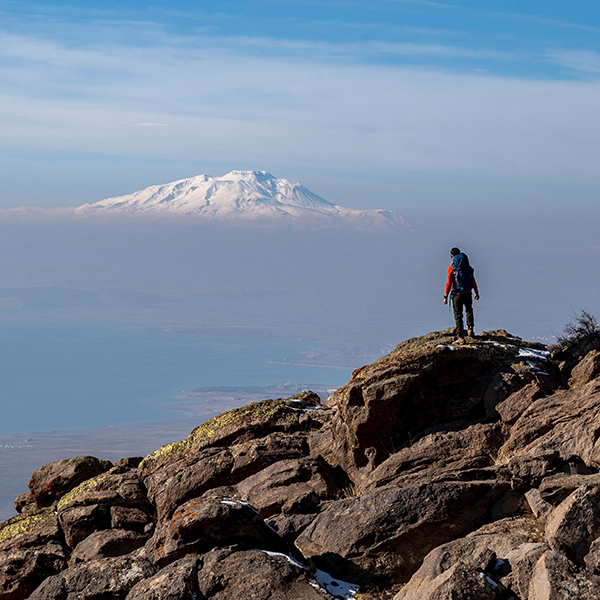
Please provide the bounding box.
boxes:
[0,510,55,545]
[56,471,109,510]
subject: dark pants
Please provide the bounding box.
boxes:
[453,292,474,337]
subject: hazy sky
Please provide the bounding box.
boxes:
[1,1,600,217]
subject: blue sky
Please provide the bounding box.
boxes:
[1,0,600,215]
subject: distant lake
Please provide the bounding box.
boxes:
[0,321,350,435]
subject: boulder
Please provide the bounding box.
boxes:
[266,513,318,546]
[196,546,331,600]
[0,543,66,600]
[538,472,600,506]
[507,451,559,489]
[393,516,546,600]
[236,456,341,518]
[545,484,600,564]
[141,432,308,521]
[28,456,113,509]
[295,479,510,587]
[111,506,153,532]
[126,556,200,600]
[528,550,600,600]
[71,529,148,563]
[498,380,600,467]
[0,510,61,552]
[325,330,553,484]
[585,537,600,574]
[28,550,155,600]
[496,381,545,424]
[56,470,153,548]
[569,348,600,388]
[146,496,284,569]
[359,422,505,492]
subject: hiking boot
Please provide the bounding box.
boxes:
[468,328,475,338]
[455,335,465,345]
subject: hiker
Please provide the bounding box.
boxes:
[443,247,480,340]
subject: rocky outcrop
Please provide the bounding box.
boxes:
[4,328,600,599]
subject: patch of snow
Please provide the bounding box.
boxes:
[313,568,359,599]
[479,572,501,588]
[255,549,308,570]
[517,347,550,360]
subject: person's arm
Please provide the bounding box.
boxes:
[473,278,480,300]
[443,265,454,304]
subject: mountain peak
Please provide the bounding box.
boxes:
[74,171,410,231]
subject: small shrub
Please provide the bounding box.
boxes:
[557,310,600,349]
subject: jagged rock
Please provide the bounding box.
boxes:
[569,348,600,388]
[236,456,341,518]
[324,330,553,483]
[141,432,308,521]
[139,392,321,477]
[13,491,36,516]
[585,537,600,574]
[71,529,148,563]
[524,489,553,519]
[496,381,545,424]
[126,556,199,600]
[146,497,284,569]
[111,506,153,532]
[196,546,330,600]
[507,451,559,489]
[498,379,600,467]
[266,513,318,545]
[295,479,510,587]
[113,457,144,473]
[359,422,505,492]
[528,550,600,599]
[0,543,66,600]
[545,484,600,564]
[59,503,112,549]
[538,472,600,505]
[56,470,153,548]
[393,516,546,600]
[0,509,61,551]
[28,455,113,509]
[28,550,155,600]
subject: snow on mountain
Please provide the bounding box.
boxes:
[74,171,411,232]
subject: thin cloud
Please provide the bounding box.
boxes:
[547,50,600,75]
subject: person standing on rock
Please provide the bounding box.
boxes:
[443,247,480,341]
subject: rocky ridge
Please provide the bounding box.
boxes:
[3,328,600,599]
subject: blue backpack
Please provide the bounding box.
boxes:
[452,253,475,293]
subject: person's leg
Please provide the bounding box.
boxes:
[453,294,466,338]
[464,293,474,335]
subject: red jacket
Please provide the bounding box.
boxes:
[445,264,479,296]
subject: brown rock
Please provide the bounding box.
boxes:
[141,432,308,521]
[71,529,148,563]
[111,506,153,532]
[528,550,600,599]
[538,472,600,506]
[359,422,505,492]
[498,379,600,467]
[0,509,61,551]
[545,484,600,564]
[59,503,112,549]
[113,457,144,473]
[393,516,546,600]
[325,330,553,484]
[0,542,66,600]
[28,550,155,600]
[28,455,112,508]
[146,496,284,569]
[496,381,545,424]
[524,489,553,519]
[507,451,559,489]
[56,470,153,548]
[196,546,330,600]
[266,513,318,545]
[585,537,600,574]
[13,491,36,516]
[295,479,509,587]
[236,457,341,518]
[126,556,199,600]
[569,349,600,388]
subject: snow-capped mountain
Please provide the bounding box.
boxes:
[74,171,410,231]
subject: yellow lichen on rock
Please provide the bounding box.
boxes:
[0,510,55,546]
[56,471,109,510]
